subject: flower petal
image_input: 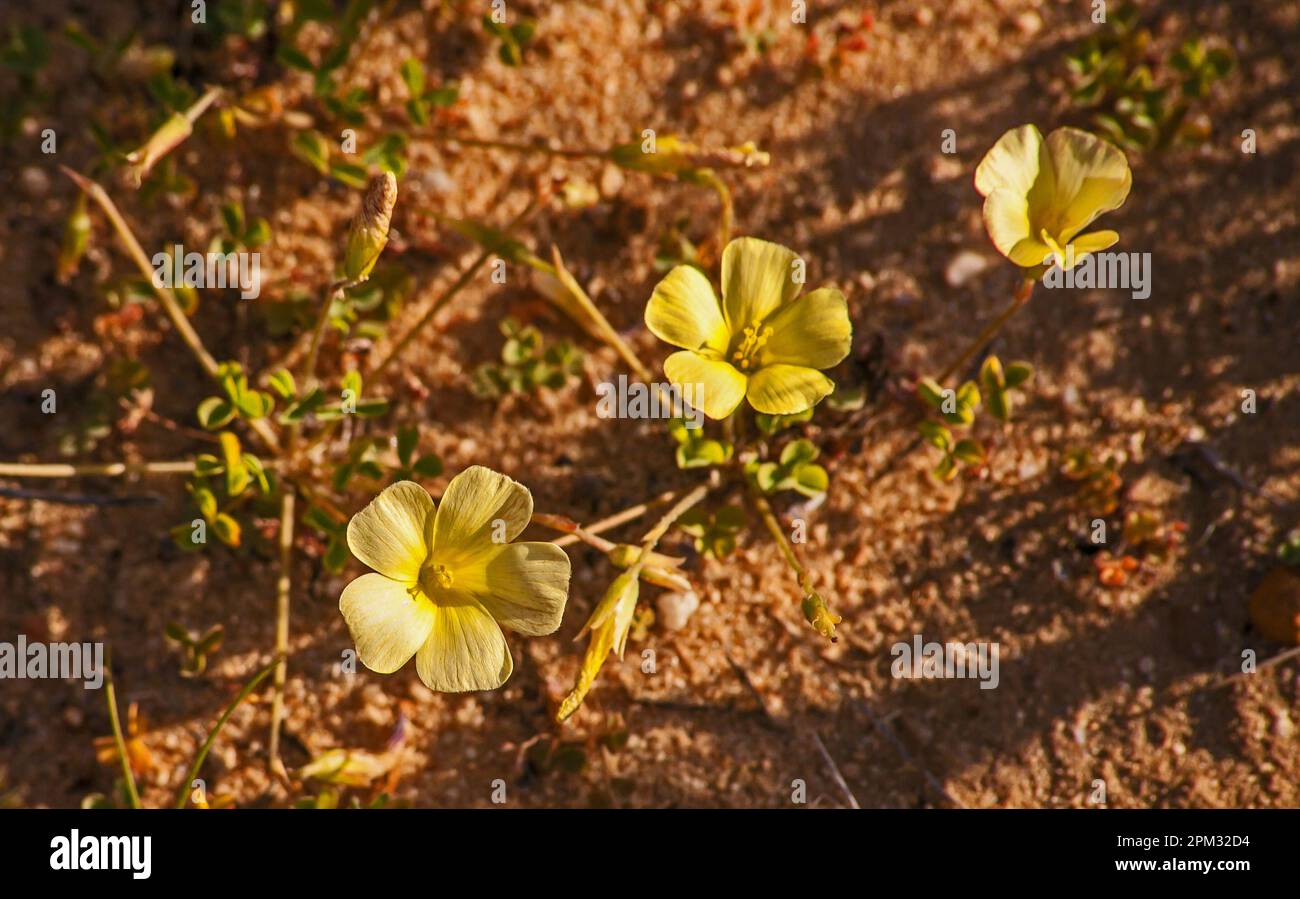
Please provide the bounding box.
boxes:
[1045,127,1131,241]
[664,350,748,420]
[720,237,802,331]
[339,573,436,674]
[346,481,434,581]
[982,188,1036,263]
[415,597,513,692]
[464,541,572,636]
[645,264,728,353]
[759,287,851,370]
[746,364,834,415]
[974,124,1045,198]
[431,465,532,567]
[1065,229,1120,265]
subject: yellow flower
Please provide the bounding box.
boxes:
[975,125,1132,273]
[645,237,851,419]
[339,467,571,692]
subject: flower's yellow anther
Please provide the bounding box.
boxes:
[730,323,775,371]
[420,562,454,592]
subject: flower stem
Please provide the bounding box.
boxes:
[544,490,681,548]
[935,278,1034,384]
[623,483,710,578]
[0,460,195,478]
[173,656,279,809]
[267,486,295,781]
[104,661,142,809]
[301,278,356,391]
[691,169,733,250]
[748,485,816,598]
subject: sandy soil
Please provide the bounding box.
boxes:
[0,0,1297,808]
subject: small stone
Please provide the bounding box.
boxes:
[19,166,50,197]
[599,163,625,198]
[656,590,700,632]
[944,250,990,288]
[1015,12,1042,36]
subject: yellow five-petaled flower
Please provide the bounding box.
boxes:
[645,237,852,420]
[339,466,571,692]
[975,124,1132,273]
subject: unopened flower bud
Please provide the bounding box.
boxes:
[343,171,397,284]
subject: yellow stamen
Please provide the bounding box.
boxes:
[730,323,774,371]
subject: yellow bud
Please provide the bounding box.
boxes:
[343,171,397,284]
[802,592,841,642]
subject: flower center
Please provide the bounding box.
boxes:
[730,323,774,371]
[419,562,454,594]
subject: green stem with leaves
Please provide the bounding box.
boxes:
[61,167,282,454]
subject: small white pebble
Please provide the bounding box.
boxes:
[656,590,699,632]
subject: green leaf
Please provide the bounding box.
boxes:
[244,217,271,247]
[444,218,530,264]
[917,377,945,409]
[324,537,349,573]
[399,57,425,95]
[952,439,985,465]
[196,397,236,430]
[221,202,245,239]
[329,160,370,189]
[232,388,274,420]
[714,506,745,532]
[305,506,344,535]
[197,626,224,655]
[979,356,1005,392]
[193,486,218,522]
[277,45,315,72]
[341,369,363,399]
[213,513,242,547]
[194,453,223,477]
[268,369,297,400]
[793,463,829,497]
[243,454,271,494]
[779,438,819,468]
[290,130,331,175]
[1003,361,1034,389]
[396,427,417,467]
[354,399,390,418]
[219,432,249,497]
[917,420,951,451]
[987,388,1011,422]
[412,454,443,478]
